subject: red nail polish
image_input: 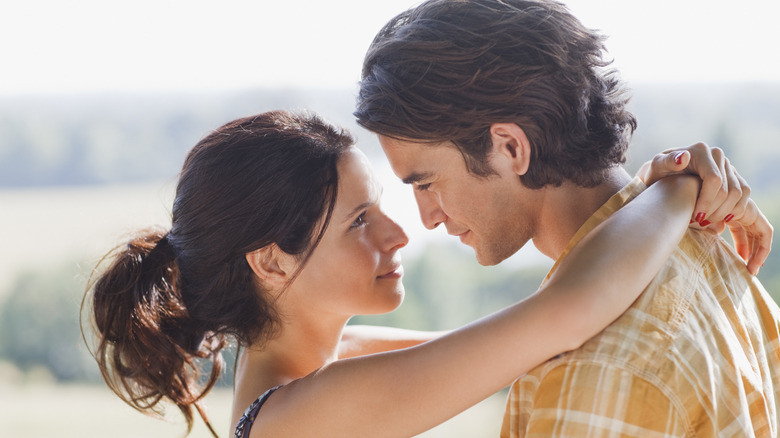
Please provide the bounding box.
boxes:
[695,212,706,223]
[674,152,685,165]
[700,220,711,227]
[690,219,695,224]
[724,214,734,222]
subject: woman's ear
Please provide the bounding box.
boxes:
[489,123,531,176]
[245,245,294,289]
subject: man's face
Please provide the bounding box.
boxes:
[378,135,543,265]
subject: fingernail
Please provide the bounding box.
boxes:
[674,151,685,165]
[695,212,706,223]
[700,220,711,227]
[724,214,734,222]
[690,219,696,224]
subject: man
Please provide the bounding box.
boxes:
[355,0,778,436]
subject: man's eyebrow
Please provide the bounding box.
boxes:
[402,172,432,185]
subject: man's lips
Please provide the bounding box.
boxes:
[447,225,469,238]
[449,229,470,243]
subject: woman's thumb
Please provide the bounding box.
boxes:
[671,150,690,170]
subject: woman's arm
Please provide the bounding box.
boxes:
[252,175,699,437]
[338,325,447,359]
[637,142,772,274]
[336,144,769,363]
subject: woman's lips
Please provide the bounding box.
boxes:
[378,265,404,279]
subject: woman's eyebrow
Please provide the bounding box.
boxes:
[342,187,383,223]
[343,202,372,223]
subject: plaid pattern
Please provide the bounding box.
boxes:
[502,178,780,438]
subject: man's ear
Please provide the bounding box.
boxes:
[245,244,294,289]
[489,123,531,176]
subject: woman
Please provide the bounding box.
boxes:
[83,111,768,437]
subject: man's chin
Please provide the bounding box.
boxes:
[471,241,524,266]
[471,246,504,266]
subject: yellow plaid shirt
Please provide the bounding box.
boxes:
[502,178,780,437]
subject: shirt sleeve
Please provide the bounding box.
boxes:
[519,361,690,438]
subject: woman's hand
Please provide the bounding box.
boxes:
[723,199,772,276]
[637,142,772,275]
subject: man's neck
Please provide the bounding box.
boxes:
[532,167,633,260]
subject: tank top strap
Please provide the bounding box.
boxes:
[234,385,283,438]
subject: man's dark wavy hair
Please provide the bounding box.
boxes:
[355,0,637,188]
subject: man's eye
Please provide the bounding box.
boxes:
[415,183,432,191]
[350,212,367,229]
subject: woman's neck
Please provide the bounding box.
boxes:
[231,309,349,427]
[237,309,350,388]
[265,314,349,377]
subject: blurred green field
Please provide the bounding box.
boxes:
[0,383,506,438]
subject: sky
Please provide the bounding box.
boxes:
[1,0,779,96]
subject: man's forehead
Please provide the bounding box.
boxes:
[379,136,456,180]
[379,134,453,153]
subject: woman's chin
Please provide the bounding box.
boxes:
[367,285,405,315]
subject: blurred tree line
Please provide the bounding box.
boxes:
[2,83,779,190]
[0,83,778,384]
[0,89,373,187]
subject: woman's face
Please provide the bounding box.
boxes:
[286,147,409,318]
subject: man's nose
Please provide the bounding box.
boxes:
[414,190,446,230]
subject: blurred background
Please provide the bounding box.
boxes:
[1,0,778,436]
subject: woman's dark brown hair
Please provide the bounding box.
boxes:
[82,111,353,435]
[355,0,637,188]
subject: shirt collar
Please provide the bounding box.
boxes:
[542,177,648,284]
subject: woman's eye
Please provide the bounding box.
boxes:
[415,183,431,191]
[350,212,367,229]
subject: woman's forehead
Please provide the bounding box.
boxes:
[336,148,381,205]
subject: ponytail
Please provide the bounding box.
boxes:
[84,228,224,436]
[82,111,354,437]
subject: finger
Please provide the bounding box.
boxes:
[639,150,689,186]
[704,159,742,224]
[731,199,773,276]
[671,150,690,170]
[709,221,727,235]
[726,169,750,223]
[728,221,750,262]
[746,205,773,276]
[691,146,725,225]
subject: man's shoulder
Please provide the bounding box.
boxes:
[537,226,773,369]
[530,229,753,375]
[508,225,780,437]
